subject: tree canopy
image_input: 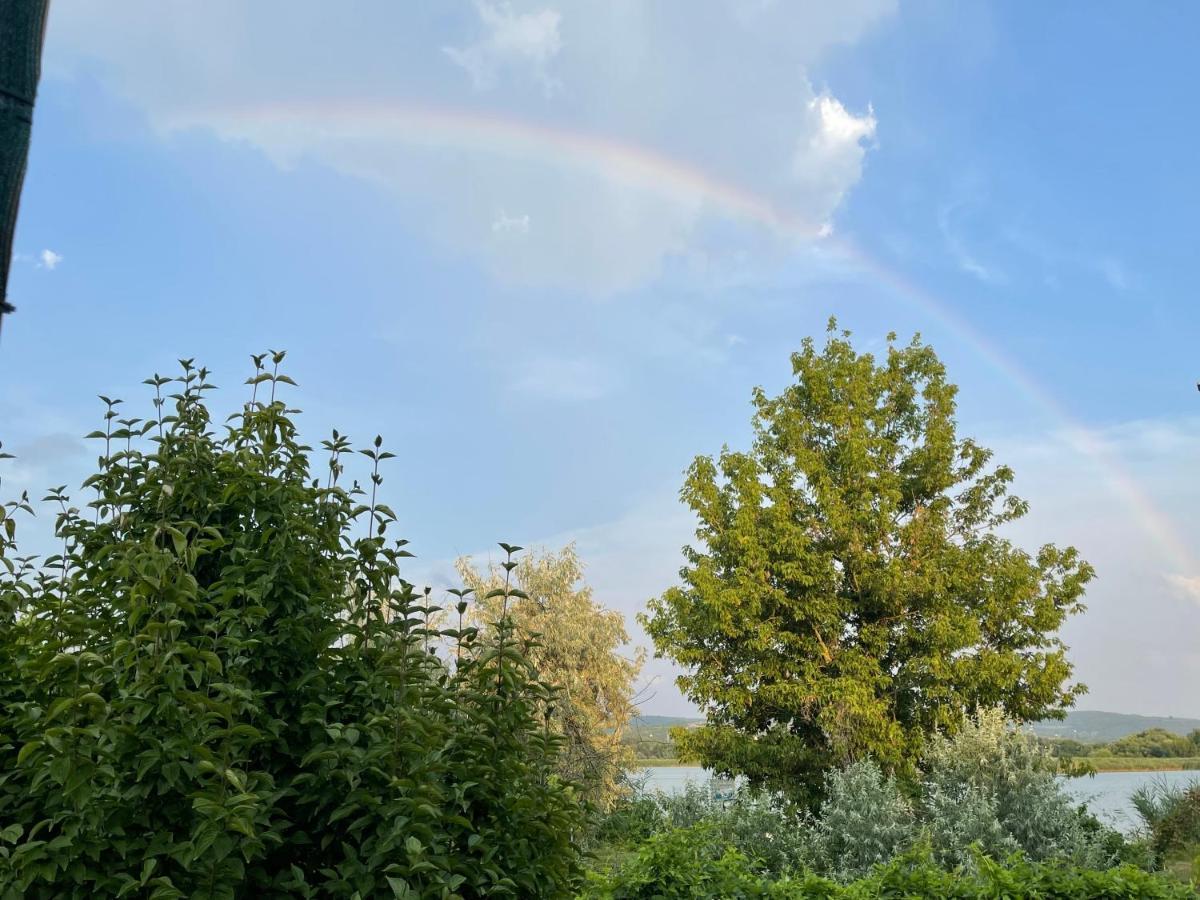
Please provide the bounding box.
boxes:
[458,544,644,810]
[642,322,1093,802]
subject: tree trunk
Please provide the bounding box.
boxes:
[0,0,50,337]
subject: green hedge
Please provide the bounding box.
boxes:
[581,825,1194,899]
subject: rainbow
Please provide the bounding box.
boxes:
[173,101,1196,579]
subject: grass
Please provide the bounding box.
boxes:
[635,758,682,767]
[1159,845,1200,886]
[1071,756,1200,772]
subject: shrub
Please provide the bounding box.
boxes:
[594,712,1142,883]
[1132,777,1200,858]
[920,708,1122,869]
[0,357,584,898]
[582,833,1195,899]
[591,789,663,847]
[579,824,769,900]
[593,781,814,879]
[811,759,916,881]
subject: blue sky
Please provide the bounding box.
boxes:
[3,1,1199,716]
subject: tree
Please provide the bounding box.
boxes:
[1,0,51,335]
[458,544,644,810]
[642,322,1093,803]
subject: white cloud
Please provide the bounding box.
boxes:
[790,95,876,223]
[38,249,63,270]
[491,210,531,234]
[508,356,618,401]
[46,1,895,293]
[1167,574,1200,606]
[444,1,562,95]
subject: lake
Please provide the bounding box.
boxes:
[638,765,1200,833]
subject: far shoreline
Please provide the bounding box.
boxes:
[634,757,1200,773]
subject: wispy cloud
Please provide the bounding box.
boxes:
[11,249,63,270]
[507,356,618,402]
[938,202,1002,284]
[491,210,531,235]
[1001,225,1135,293]
[1166,574,1200,607]
[1096,256,1130,291]
[444,1,562,95]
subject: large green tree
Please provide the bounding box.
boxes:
[642,322,1093,802]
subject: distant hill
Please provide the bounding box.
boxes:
[635,711,1200,745]
[630,715,702,729]
[1030,711,1200,743]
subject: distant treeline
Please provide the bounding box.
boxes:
[1045,728,1200,759]
[626,723,1200,764]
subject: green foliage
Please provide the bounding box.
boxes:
[0,357,584,898]
[1042,736,1094,758]
[642,323,1093,803]
[811,761,914,881]
[458,545,645,811]
[919,709,1118,869]
[591,790,664,848]
[1096,729,1200,759]
[580,828,1193,899]
[594,782,814,879]
[581,824,768,899]
[1132,778,1200,859]
[596,712,1142,885]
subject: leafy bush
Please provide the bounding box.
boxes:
[581,828,1194,899]
[580,825,767,899]
[811,760,915,881]
[594,781,814,878]
[1132,777,1200,858]
[591,788,663,847]
[595,711,1142,883]
[0,357,584,898]
[920,708,1115,868]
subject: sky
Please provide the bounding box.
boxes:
[2,1,1199,718]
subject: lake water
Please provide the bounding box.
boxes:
[639,766,1200,833]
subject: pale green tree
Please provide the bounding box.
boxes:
[642,322,1093,803]
[457,544,645,810]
